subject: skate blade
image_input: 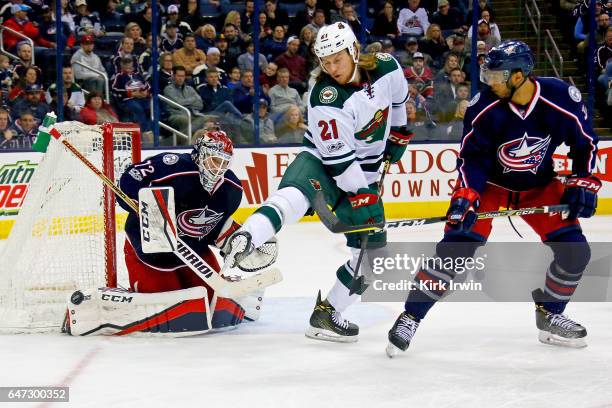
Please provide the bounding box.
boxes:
[305,326,358,343]
[538,330,587,349]
[385,342,401,358]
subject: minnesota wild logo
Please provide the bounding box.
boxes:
[355,107,389,143]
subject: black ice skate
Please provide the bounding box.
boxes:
[535,304,587,348]
[386,312,420,358]
[305,290,358,343]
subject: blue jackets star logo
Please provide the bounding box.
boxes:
[497,133,552,174]
[177,207,224,238]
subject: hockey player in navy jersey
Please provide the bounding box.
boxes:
[63,130,277,336]
[386,40,601,356]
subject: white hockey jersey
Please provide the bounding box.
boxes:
[303,53,408,192]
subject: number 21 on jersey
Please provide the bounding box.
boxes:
[318,119,339,141]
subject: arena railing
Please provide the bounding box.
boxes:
[544,29,563,78]
[525,0,541,58]
[153,95,192,145]
[0,26,34,64]
[72,61,110,103]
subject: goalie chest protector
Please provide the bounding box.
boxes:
[119,152,243,270]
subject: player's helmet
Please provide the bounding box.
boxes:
[480,40,535,85]
[314,22,359,64]
[191,130,234,192]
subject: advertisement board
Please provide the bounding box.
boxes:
[1,142,611,239]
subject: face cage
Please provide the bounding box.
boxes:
[479,67,510,86]
[197,147,232,192]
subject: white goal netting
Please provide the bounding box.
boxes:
[0,121,140,332]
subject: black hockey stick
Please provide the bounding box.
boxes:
[385,204,571,229]
[317,200,570,234]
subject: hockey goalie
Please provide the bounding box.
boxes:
[62,129,278,336]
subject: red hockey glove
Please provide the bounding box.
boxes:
[446,187,480,232]
[561,175,601,219]
[342,187,384,226]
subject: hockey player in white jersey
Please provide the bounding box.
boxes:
[222,22,412,342]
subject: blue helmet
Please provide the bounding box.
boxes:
[482,40,535,77]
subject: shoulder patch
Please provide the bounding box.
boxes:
[468,92,481,107]
[319,86,338,104]
[375,52,392,61]
[162,154,179,165]
[568,86,582,103]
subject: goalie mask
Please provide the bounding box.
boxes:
[192,130,234,192]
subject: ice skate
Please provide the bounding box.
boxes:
[305,291,358,343]
[386,312,420,358]
[535,304,587,348]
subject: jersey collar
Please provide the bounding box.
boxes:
[508,79,540,120]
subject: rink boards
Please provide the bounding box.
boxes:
[1,141,612,239]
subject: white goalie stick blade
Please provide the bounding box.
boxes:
[139,187,177,253]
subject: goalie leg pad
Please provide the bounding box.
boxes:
[211,296,246,329]
[63,287,212,337]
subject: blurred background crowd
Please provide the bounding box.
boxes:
[0,0,610,149]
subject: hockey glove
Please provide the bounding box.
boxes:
[446,187,480,232]
[385,126,414,164]
[339,187,384,226]
[561,175,601,219]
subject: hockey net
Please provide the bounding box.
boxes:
[0,121,141,333]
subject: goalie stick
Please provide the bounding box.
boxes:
[314,189,570,234]
[48,127,282,298]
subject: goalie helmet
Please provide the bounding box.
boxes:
[314,22,359,64]
[192,130,234,193]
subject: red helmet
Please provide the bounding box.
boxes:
[192,130,234,192]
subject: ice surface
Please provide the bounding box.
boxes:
[0,216,611,408]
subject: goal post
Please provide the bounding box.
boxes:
[0,121,141,332]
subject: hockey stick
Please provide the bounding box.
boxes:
[348,158,390,295]
[385,205,571,229]
[323,204,571,234]
[49,127,282,298]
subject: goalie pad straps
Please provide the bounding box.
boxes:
[63,287,213,337]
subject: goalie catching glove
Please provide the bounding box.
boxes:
[385,126,414,164]
[220,230,278,272]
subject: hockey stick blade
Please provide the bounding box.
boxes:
[313,191,384,234]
